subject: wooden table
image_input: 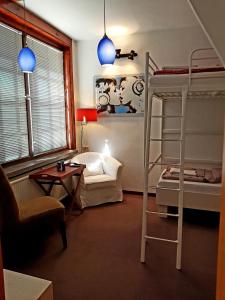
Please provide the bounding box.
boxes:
[29,164,85,214]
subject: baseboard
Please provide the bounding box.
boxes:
[123,190,156,197]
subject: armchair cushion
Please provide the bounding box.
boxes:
[83,174,116,190]
[19,196,65,222]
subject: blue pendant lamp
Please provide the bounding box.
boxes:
[97,0,115,66]
[18,0,36,73]
[18,46,36,73]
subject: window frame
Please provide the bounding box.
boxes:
[0,1,76,167]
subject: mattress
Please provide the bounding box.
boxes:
[154,67,225,75]
[156,172,221,211]
[157,174,221,195]
[150,70,225,91]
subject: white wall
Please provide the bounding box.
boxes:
[162,99,225,166]
[74,26,211,192]
[188,0,225,67]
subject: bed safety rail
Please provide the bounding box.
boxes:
[188,47,223,87]
[148,54,160,75]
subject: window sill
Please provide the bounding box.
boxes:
[5,149,78,179]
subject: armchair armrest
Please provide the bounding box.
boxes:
[102,156,122,180]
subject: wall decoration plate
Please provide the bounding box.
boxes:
[94,74,145,116]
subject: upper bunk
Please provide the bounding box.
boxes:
[147,48,225,97]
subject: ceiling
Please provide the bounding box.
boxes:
[23,0,199,40]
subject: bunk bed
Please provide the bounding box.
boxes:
[141,47,225,270]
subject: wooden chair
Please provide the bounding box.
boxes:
[0,165,67,263]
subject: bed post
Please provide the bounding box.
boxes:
[176,87,187,270]
[144,52,149,162]
[141,52,152,263]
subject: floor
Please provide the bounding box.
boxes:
[8,194,219,300]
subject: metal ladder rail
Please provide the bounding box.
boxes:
[141,83,187,269]
[147,88,187,270]
[176,87,187,270]
[141,91,182,263]
[141,52,153,262]
[144,52,150,163]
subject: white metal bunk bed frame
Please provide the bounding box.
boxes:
[141,47,225,270]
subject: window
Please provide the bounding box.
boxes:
[27,37,67,155]
[0,23,67,164]
[0,24,29,163]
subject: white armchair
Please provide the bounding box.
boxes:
[71,152,123,208]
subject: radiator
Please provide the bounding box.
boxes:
[10,176,72,204]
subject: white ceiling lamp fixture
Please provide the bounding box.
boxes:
[97,0,116,66]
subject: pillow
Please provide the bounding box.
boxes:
[83,159,104,177]
[212,168,222,183]
[170,167,196,176]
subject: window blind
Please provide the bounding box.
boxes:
[0,24,29,164]
[27,37,67,155]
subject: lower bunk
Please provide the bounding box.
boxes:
[156,168,221,212]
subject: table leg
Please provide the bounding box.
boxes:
[60,179,73,200]
[59,178,81,215]
[47,180,56,196]
[66,174,83,214]
[35,179,56,196]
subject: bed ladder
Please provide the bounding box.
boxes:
[140,53,188,270]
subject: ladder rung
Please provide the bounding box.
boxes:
[145,235,178,243]
[151,115,183,118]
[145,210,179,217]
[150,138,183,142]
[148,186,181,192]
[162,99,182,102]
[146,210,179,217]
[157,186,181,192]
[148,162,181,166]
[148,185,157,190]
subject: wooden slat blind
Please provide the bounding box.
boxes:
[27,36,67,155]
[0,23,67,164]
[0,23,29,164]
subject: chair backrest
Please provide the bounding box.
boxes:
[72,152,102,165]
[0,165,19,233]
[71,152,122,178]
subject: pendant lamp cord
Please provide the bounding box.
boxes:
[23,0,28,46]
[104,0,106,35]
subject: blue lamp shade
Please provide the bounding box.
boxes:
[97,34,116,65]
[18,47,36,73]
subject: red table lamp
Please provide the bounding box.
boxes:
[76,108,97,124]
[76,108,97,151]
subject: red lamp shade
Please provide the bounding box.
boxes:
[76,108,97,122]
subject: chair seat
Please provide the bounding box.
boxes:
[84,174,116,190]
[19,196,65,222]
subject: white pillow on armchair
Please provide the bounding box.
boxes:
[83,159,104,177]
